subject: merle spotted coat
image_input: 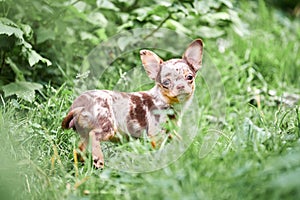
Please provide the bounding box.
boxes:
[62,39,203,168]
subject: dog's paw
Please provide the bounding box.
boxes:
[93,155,104,169]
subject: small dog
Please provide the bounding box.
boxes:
[62,39,203,168]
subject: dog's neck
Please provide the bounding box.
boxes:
[147,85,170,107]
[147,84,193,110]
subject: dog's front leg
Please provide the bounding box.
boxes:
[89,130,105,169]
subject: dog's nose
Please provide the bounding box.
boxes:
[176,84,185,90]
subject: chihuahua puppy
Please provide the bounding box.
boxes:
[62,39,203,168]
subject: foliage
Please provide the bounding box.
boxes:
[0,0,300,200]
[1,0,247,101]
[0,17,51,102]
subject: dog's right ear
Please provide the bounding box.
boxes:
[140,50,163,80]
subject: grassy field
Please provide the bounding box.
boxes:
[1,1,300,200]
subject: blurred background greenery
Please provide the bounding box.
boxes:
[0,0,299,199]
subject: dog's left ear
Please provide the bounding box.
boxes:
[183,39,203,72]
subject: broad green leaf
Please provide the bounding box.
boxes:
[198,26,225,38]
[73,1,87,12]
[20,24,33,39]
[2,81,43,102]
[27,49,52,67]
[67,4,89,21]
[96,0,119,11]
[87,12,108,27]
[201,12,231,26]
[148,5,168,17]
[134,7,153,21]
[117,21,134,32]
[0,17,18,27]
[157,0,172,7]
[22,40,32,49]
[193,0,223,14]
[36,27,55,44]
[166,19,192,34]
[220,0,233,8]
[117,37,135,51]
[0,22,24,41]
[95,28,107,40]
[80,31,96,40]
[80,31,99,44]
[193,1,210,14]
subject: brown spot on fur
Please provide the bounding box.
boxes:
[154,114,160,122]
[141,93,155,110]
[169,59,197,75]
[96,99,113,134]
[96,97,102,103]
[102,119,112,132]
[97,113,113,131]
[102,99,109,108]
[129,95,147,128]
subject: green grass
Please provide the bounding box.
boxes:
[1,1,300,200]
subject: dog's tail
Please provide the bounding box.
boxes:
[62,110,74,129]
[61,108,82,129]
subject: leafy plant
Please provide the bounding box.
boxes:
[0,17,51,102]
[0,0,248,102]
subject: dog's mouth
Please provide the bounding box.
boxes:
[164,92,191,104]
[159,85,192,104]
[176,93,192,102]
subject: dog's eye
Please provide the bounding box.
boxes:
[162,80,171,87]
[186,74,193,81]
